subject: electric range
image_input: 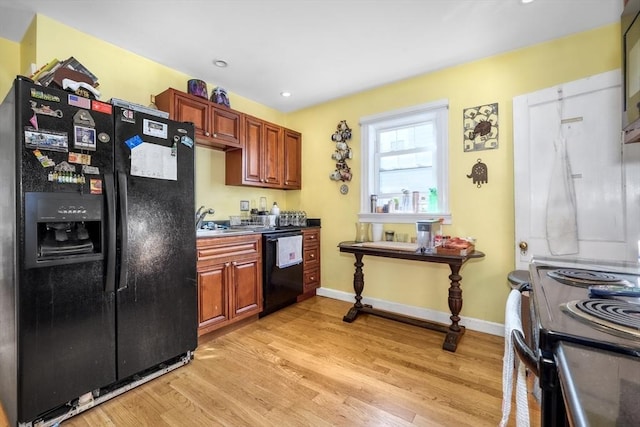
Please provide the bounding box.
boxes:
[523,257,640,426]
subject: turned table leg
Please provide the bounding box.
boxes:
[443,263,466,351]
[343,253,364,322]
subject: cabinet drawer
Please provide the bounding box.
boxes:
[303,229,320,246]
[197,235,260,266]
[303,245,319,267]
[303,266,320,292]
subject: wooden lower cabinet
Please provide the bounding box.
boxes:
[197,234,262,336]
[299,228,321,301]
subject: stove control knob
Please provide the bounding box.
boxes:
[519,241,528,252]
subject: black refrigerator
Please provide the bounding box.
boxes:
[0,77,197,426]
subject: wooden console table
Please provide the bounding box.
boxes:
[338,241,485,352]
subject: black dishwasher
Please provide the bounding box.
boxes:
[260,230,304,317]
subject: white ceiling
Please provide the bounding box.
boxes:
[0,0,622,112]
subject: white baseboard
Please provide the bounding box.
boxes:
[316,287,506,337]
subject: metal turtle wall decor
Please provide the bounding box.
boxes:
[463,103,498,152]
[467,158,488,188]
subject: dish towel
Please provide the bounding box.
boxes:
[276,235,303,268]
[499,289,530,427]
[546,91,578,255]
[546,135,579,255]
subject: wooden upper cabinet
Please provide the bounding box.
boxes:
[211,107,242,148]
[226,115,283,188]
[283,128,302,190]
[171,91,208,140]
[155,88,242,150]
[241,116,263,184]
[155,88,302,188]
[263,122,283,186]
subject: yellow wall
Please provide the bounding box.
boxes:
[0,38,21,95]
[1,14,290,220]
[287,23,621,324]
[0,15,621,325]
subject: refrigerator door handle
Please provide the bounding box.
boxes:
[104,173,116,293]
[117,171,129,291]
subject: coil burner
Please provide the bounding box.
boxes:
[547,269,631,287]
[563,299,640,339]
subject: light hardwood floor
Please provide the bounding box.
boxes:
[4,296,541,426]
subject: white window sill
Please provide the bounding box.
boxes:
[358,212,452,225]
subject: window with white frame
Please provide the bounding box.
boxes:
[359,100,450,224]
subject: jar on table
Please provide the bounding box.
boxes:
[355,222,370,243]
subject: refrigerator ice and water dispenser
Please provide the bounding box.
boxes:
[24,192,103,268]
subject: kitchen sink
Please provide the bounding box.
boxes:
[196,229,254,237]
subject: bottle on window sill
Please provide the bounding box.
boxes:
[419,196,427,213]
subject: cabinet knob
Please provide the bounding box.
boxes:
[225,262,230,267]
[285,181,288,185]
[310,276,315,281]
[310,254,315,259]
[232,261,237,266]
[213,133,217,138]
[205,131,210,136]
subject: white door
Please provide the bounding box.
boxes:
[513,70,640,270]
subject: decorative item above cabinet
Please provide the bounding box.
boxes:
[155,88,242,150]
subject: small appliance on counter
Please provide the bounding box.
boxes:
[416,219,441,252]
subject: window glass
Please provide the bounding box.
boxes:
[359,100,449,223]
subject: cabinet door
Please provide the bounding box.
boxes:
[230,258,262,317]
[198,264,230,328]
[211,106,242,148]
[283,129,302,189]
[174,92,209,141]
[263,122,283,186]
[243,116,263,184]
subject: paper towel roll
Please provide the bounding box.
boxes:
[371,223,383,242]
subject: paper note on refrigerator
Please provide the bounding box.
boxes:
[130,141,177,180]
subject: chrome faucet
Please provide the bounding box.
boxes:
[195,205,205,220]
[195,207,215,230]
